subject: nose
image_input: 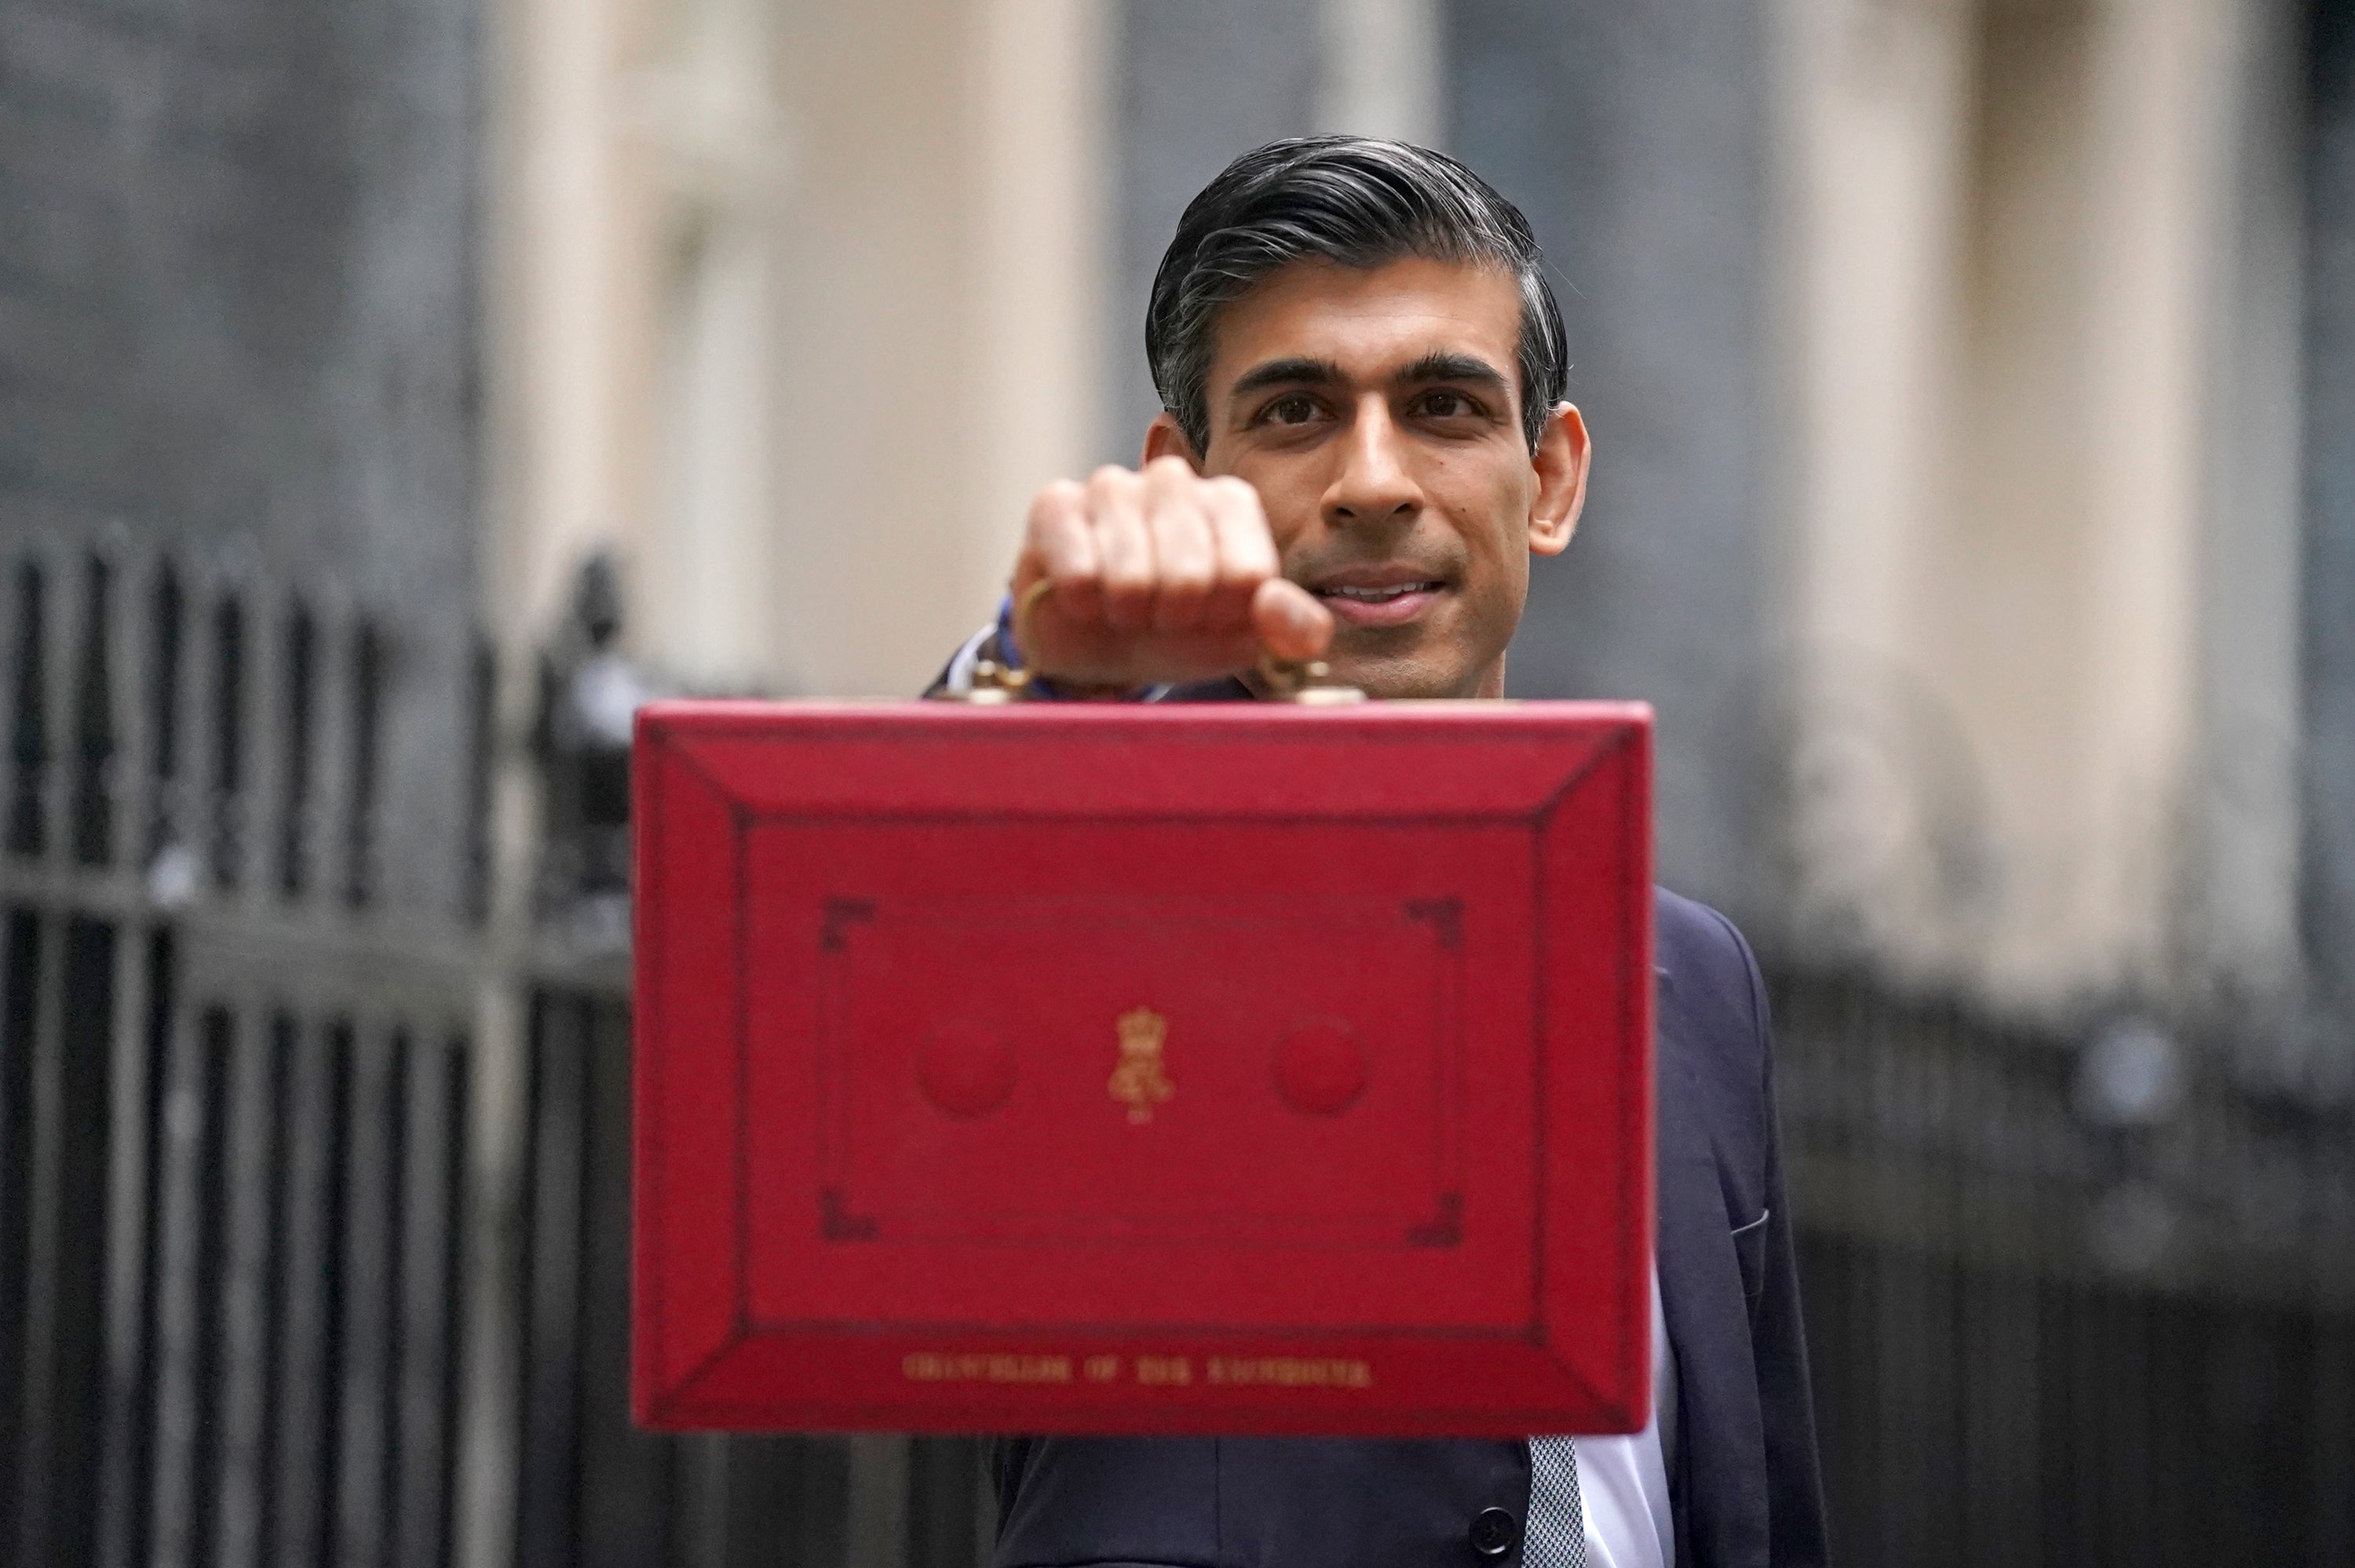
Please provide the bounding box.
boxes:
[1324,395,1421,530]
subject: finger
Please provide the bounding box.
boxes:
[1202,476,1278,630]
[1253,578,1333,663]
[1023,480,1101,629]
[1090,466,1154,632]
[1143,464,1215,632]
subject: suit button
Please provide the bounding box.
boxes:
[1469,1506,1519,1558]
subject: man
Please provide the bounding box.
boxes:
[933,137,1828,1568]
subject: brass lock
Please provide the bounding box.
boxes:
[1253,655,1366,705]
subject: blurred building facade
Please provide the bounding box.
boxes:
[494,0,2352,1046]
[1775,0,2314,1024]
[480,0,2355,1547]
[3,0,2352,1565]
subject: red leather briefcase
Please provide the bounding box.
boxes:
[632,700,1652,1437]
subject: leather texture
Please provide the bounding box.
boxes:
[989,888,1831,1568]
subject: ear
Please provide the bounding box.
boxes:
[1526,403,1589,557]
[1143,413,1204,472]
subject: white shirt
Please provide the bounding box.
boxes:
[1561,1269,1678,1567]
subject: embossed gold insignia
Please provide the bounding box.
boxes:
[1108,1007,1174,1124]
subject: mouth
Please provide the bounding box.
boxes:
[1309,574,1450,628]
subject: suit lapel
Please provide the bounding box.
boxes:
[1653,960,1769,1568]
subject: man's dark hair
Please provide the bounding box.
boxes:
[1145,136,1569,457]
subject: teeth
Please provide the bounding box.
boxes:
[1324,583,1435,603]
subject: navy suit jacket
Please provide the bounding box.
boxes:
[931,664,1831,1567]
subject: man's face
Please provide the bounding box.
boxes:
[1153,256,1588,699]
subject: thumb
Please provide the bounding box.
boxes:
[1252,578,1334,663]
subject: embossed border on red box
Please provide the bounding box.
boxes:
[633,702,1652,1436]
[806,892,1468,1249]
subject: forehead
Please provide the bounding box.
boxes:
[1207,255,1522,389]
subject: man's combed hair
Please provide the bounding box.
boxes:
[1145,136,1569,457]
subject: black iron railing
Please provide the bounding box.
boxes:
[2,531,2350,1566]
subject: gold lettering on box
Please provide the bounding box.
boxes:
[1136,1355,1192,1386]
[900,1352,1073,1384]
[1204,1356,1374,1390]
[896,1350,1371,1392]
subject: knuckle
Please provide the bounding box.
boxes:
[1151,494,1209,533]
[1219,515,1276,566]
[1162,546,1213,587]
[1028,480,1082,527]
[1087,465,1138,507]
[1208,476,1261,513]
[1099,549,1152,589]
[1156,531,1214,579]
[1218,549,1269,585]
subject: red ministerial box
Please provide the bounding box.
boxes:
[632,701,1653,1437]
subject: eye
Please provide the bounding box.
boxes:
[1258,392,1323,426]
[1413,388,1487,421]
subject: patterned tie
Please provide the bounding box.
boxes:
[1524,1436,1589,1567]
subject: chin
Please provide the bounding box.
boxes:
[1338,617,1498,697]
[1327,649,1484,702]
[1325,613,1499,701]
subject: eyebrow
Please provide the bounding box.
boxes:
[1397,351,1510,392]
[1225,351,1512,403]
[1228,356,1342,399]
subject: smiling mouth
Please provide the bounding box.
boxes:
[1309,578,1449,629]
[1316,582,1444,604]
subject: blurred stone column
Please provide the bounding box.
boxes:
[1105,0,1324,460]
[1449,0,1779,924]
[2304,0,2355,1048]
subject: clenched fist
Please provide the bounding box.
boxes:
[1011,457,1333,689]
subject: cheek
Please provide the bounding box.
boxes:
[1492,549,1532,613]
[1461,550,1528,628]
[1230,462,1323,553]
[1432,444,1529,518]
[1434,480,1535,635]
[1441,469,1535,572]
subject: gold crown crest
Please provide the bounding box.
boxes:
[1116,1006,1167,1056]
[1108,1007,1174,1124]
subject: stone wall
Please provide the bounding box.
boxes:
[0,0,483,916]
